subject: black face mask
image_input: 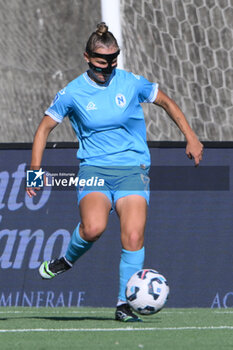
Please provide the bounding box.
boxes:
[86,49,120,84]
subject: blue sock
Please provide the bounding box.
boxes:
[65,223,93,263]
[118,247,145,302]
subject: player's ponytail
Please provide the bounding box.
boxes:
[85,22,119,53]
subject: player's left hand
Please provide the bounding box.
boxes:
[186,137,204,167]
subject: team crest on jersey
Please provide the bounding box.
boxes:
[115,94,126,108]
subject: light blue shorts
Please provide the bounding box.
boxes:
[77,165,150,210]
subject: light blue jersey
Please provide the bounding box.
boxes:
[45,69,158,166]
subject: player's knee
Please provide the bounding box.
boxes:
[80,222,106,242]
[123,230,144,251]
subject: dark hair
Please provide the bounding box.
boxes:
[85,22,119,53]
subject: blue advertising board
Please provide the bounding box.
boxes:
[0,144,232,308]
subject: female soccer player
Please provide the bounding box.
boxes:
[26,23,203,322]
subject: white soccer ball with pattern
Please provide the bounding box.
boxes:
[126,269,169,315]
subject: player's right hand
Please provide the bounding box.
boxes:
[26,187,41,198]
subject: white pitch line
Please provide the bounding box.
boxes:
[0,310,112,315]
[0,326,233,333]
[0,310,198,315]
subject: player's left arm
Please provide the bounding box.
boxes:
[154,89,204,166]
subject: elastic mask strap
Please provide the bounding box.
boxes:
[86,49,120,61]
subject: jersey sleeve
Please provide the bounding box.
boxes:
[45,88,73,123]
[132,73,159,104]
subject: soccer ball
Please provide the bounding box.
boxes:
[125,269,169,315]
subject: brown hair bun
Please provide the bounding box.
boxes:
[96,22,108,36]
[85,22,119,52]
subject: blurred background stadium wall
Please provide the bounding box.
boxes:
[121,0,233,141]
[0,0,101,142]
[0,0,232,142]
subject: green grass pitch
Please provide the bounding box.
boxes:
[0,307,233,350]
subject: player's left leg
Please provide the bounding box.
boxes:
[115,194,147,322]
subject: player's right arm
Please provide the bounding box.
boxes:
[26,115,58,198]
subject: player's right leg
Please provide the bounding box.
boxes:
[39,192,112,279]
